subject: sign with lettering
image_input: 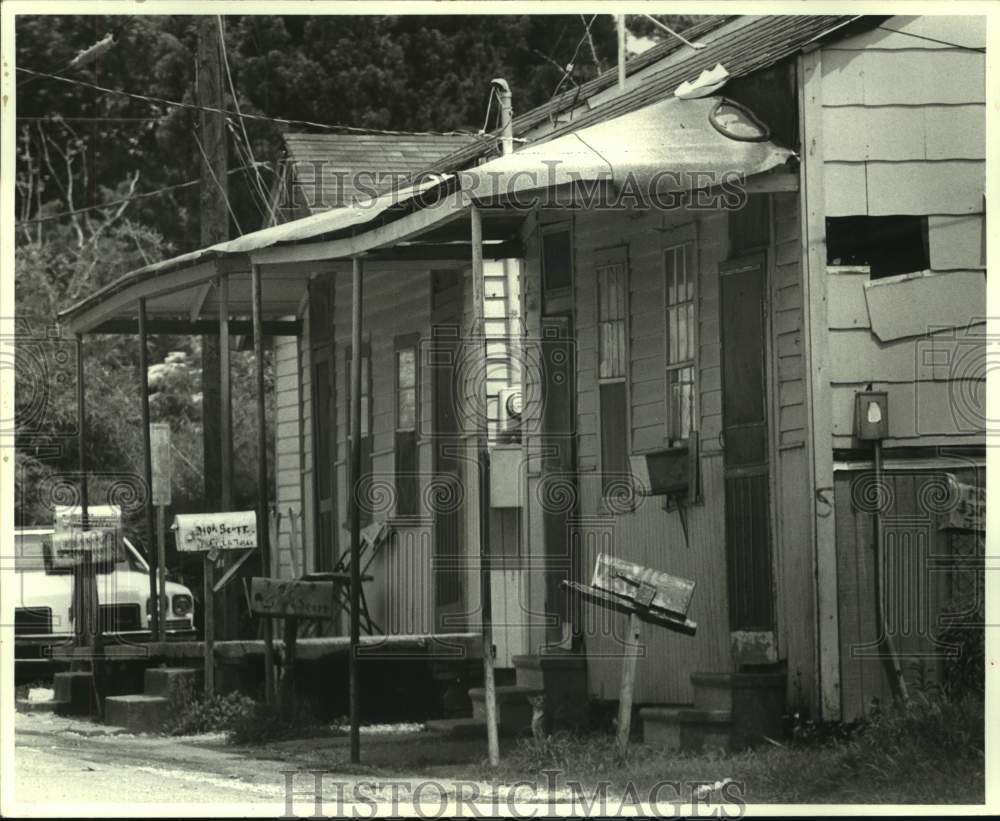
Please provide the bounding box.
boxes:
[591,553,695,618]
[52,505,122,566]
[173,511,258,553]
[150,423,172,506]
[249,578,335,619]
[941,474,985,534]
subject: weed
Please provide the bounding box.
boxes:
[166,689,258,736]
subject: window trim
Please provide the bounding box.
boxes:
[594,246,632,506]
[663,240,698,447]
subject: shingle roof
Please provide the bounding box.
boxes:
[280,133,478,214]
[428,14,877,174]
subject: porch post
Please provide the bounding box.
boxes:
[251,263,276,703]
[471,206,500,767]
[348,256,364,764]
[220,274,233,510]
[74,334,92,650]
[138,299,159,639]
[75,334,89,528]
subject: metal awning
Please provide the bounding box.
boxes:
[58,94,795,335]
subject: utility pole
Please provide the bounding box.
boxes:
[197,15,230,635]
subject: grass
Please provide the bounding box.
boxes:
[479,693,985,805]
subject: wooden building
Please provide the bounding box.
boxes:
[59,14,986,730]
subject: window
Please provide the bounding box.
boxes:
[395,335,419,517]
[826,215,929,278]
[542,227,573,291]
[665,244,696,444]
[597,260,629,496]
[345,345,373,524]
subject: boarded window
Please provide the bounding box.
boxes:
[395,336,419,516]
[665,244,696,444]
[597,261,629,495]
[827,215,929,278]
[542,228,573,291]
[597,262,627,379]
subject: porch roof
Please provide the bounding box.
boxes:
[59,93,793,335]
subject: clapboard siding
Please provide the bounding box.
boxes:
[299,314,314,573]
[820,15,986,451]
[272,334,306,578]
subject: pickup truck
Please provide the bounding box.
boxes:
[13,526,197,660]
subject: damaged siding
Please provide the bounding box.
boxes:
[820,15,986,449]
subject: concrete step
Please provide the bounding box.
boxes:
[639,706,686,751]
[144,666,202,699]
[468,684,542,736]
[52,671,95,717]
[16,698,66,714]
[104,694,170,733]
[678,708,732,754]
[424,717,487,739]
[511,653,589,730]
[690,673,733,711]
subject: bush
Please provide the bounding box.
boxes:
[166,690,257,737]
[228,697,326,745]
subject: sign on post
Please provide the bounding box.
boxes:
[51,505,122,568]
[941,474,985,533]
[250,578,336,620]
[150,423,172,506]
[173,511,258,553]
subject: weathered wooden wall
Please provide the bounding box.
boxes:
[272,333,307,578]
[820,15,986,449]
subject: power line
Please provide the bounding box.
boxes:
[15,162,270,227]
[15,65,494,139]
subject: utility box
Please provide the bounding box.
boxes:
[854,391,889,441]
[490,444,524,507]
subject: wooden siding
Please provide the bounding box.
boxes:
[820,15,986,451]
[299,313,314,574]
[272,334,306,578]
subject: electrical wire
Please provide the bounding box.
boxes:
[15,65,494,139]
[192,129,244,235]
[15,162,270,227]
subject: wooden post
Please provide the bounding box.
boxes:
[219,273,233,643]
[73,334,91,652]
[138,299,159,638]
[348,257,364,764]
[220,274,233,510]
[251,263,276,703]
[471,206,500,767]
[615,611,642,760]
[616,15,626,92]
[156,504,167,642]
[203,553,215,695]
[281,616,299,721]
[198,14,228,515]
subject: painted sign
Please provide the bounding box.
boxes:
[249,578,335,619]
[52,505,122,566]
[173,511,258,553]
[150,423,172,506]
[591,553,695,618]
[941,474,985,533]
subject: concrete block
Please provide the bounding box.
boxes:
[52,672,95,717]
[640,706,684,750]
[104,694,170,733]
[144,667,202,700]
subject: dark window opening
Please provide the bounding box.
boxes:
[395,336,419,517]
[542,228,573,291]
[826,215,929,278]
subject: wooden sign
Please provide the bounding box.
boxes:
[52,505,122,566]
[591,553,695,618]
[173,511,258,553]
[150,423,172,506]
[249,577,335,619]
[941,474,985,533]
